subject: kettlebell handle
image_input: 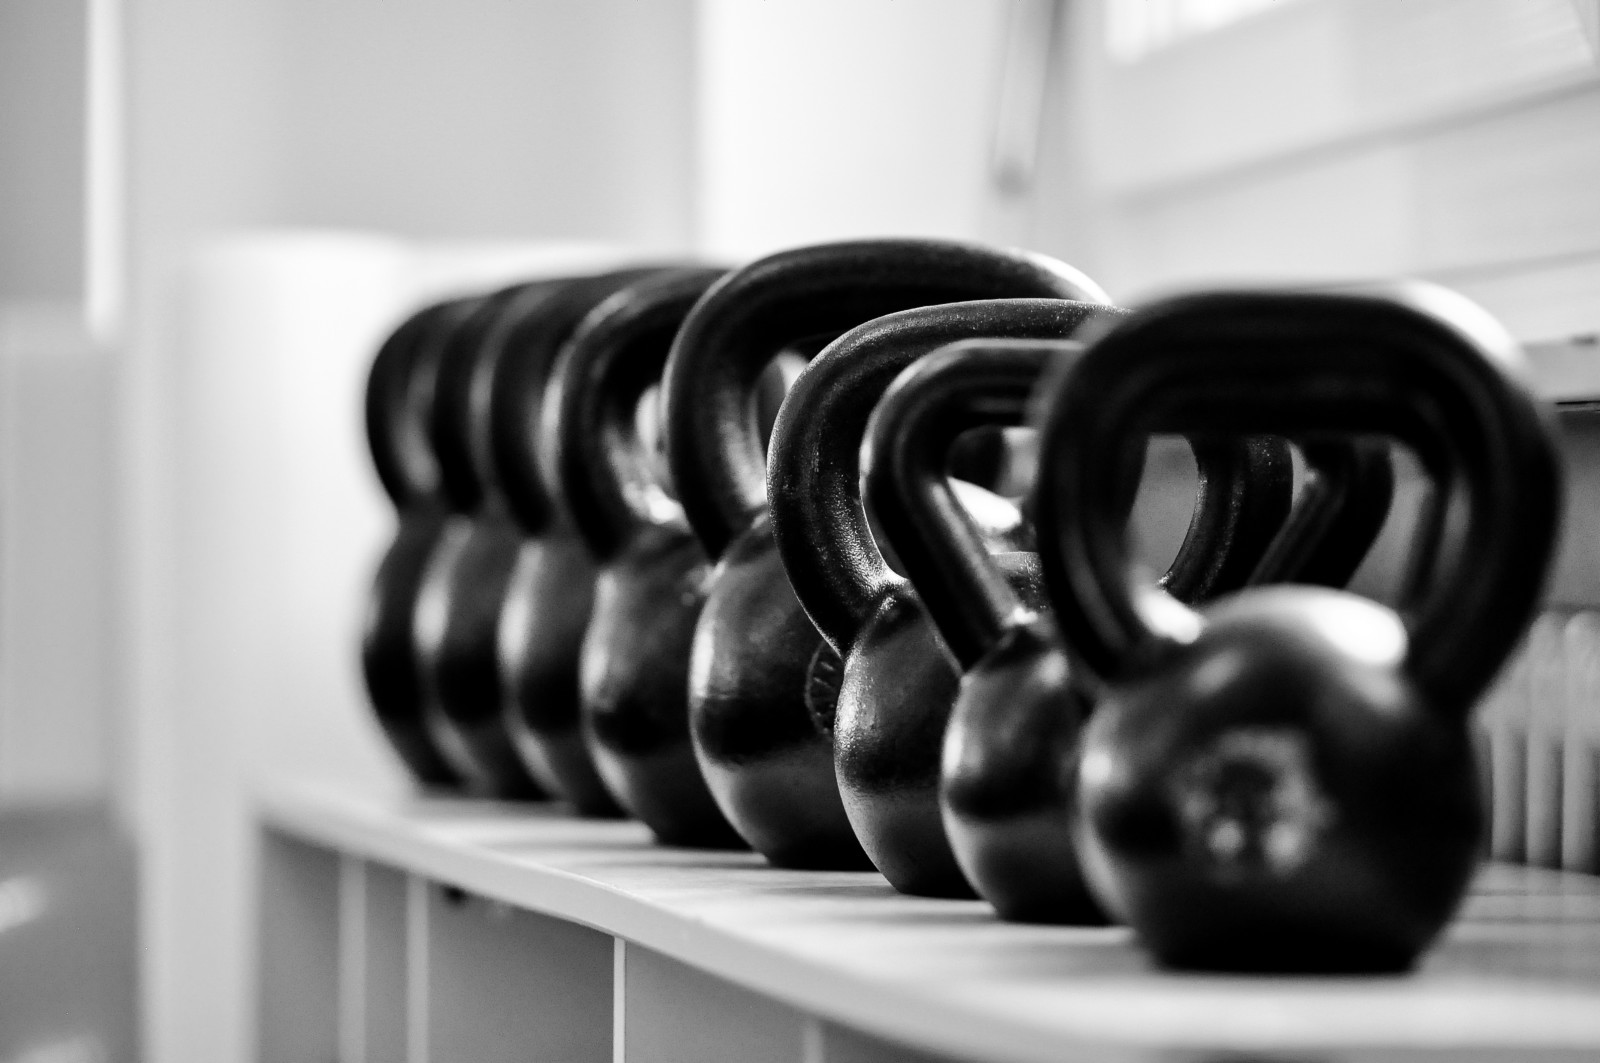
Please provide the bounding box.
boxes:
[768,300,1113,656]
[367,299,475,509]
[861,339,1294,669]
[488,269,668,535]
[543,268,727,562]
[662,239,1112,560]
[1035,286,1563,715]
[432,283,567,515]
[1245,439,1395,589]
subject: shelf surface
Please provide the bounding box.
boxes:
[259,778,1600,1063]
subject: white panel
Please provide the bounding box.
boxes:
[1090,0,1597,192]
[365,864,409,1063]
[1416,89,1600,271]
[258,832,340,1063]
[428,884,611,1063]
[621,945,805,1063]
[1449,255,1600,344]
[1562,612,1600,872]
[821,1021,963,1063]
[144,234,625,1063]
[275,0,695,250]
[0,0,88,302]
[1526,615,1569,868]
[695,0,1008,258]
[0,311,115,803]
[1089,82,1600,340]
[1100,147,1415,293]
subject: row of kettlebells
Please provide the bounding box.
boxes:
[362,239,1564,973]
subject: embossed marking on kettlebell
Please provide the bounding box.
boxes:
[1173,728,1334,880]
[805,642,845,734]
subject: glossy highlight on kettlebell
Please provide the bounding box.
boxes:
[1035,286,1563,971]
[662,239,1114,869]
[863,338,1390,921]
[542,266,747,847]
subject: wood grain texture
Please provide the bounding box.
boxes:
[260,780,1600,1063]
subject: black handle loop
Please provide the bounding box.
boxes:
[1035,285,1563,715]
[1246,439,1395,589]
[543,267,728,562]
[367,297,482,509]
[662,239,1112,559]
[431,280,569,514]
[769,300,1113,656]
[860,339,1294,669]
[485,268,671,535]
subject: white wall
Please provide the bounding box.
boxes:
[694,0,1015,259]
[111,4,698,1062]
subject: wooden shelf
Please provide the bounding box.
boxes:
[258,778,1600,1063]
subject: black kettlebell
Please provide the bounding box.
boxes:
[661,239,1112,868]
[362,298,477,787]
[1035,287,1563,971]
[419,269,667,807]
[863,338,1392,920]
[541,267,748,846]
[776,313,1299,898]
[410,283,565,799]
[767,300,1121,894]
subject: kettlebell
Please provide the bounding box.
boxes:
[362,298,476,787]
[777,311,1301,898]
[661,239,1112,868]
[541,267,748,846]
[766,300,1117,893]
[420,269,663,807]
[1035,286,1563,971]
[411,283,566,799]
[863,338,1392,920]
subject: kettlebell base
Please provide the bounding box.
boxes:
[510,721,625,818]
[426,709,548,801]
[377,720,464,789]
[589,742,748,850]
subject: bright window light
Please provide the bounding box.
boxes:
[1106,0,1313,62]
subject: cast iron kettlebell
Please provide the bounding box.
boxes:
[661,239,1111,868]
[412,283,565,799]
[421,269,664,807]
[362,299,476,787]
[775,313,1297,898]
[768,300,1126,894]
[863,338,1392,920]
[542,267,748,846]
[1035,286,1563,971]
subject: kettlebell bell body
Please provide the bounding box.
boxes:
[544,267,747,847]
[663,239,1113,869]
[1035,287,1563,970]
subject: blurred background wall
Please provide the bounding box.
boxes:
[2,1,1598,1061]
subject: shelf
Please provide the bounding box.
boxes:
[258,777,1600,1063]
